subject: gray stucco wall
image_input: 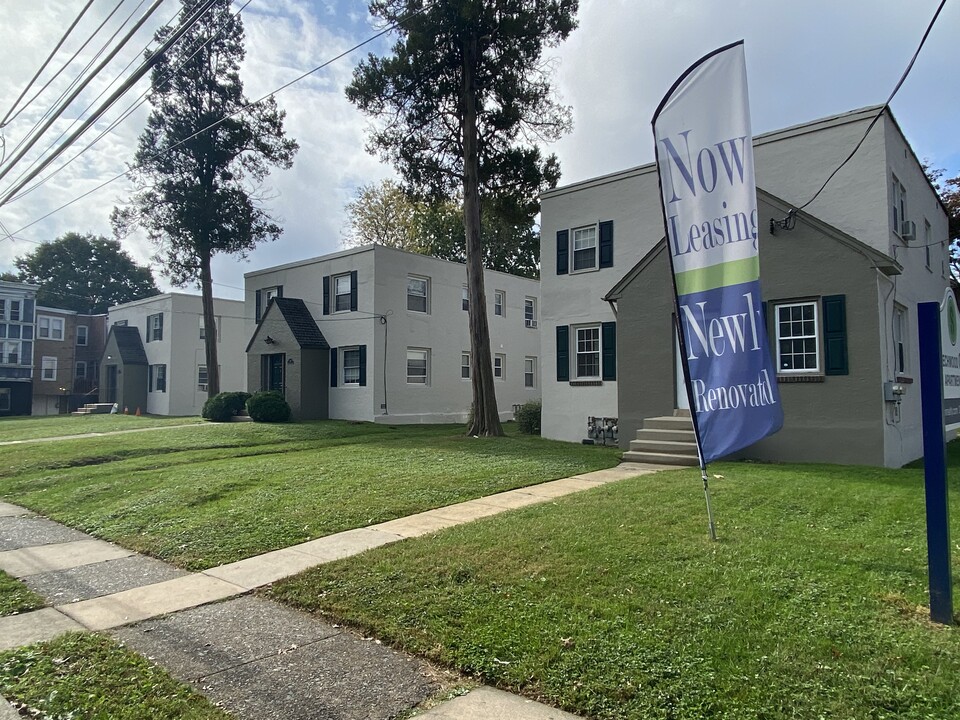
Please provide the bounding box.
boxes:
[617,197,887,466]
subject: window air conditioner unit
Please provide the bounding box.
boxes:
[525,319,538,328]
[900,220,916,243]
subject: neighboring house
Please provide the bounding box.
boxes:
[32,307,107,415]
[244,245,541,422]
[101,293,246,416]
[0,281,38,416]
[540,106,949,467]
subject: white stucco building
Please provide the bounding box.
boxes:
[103,293,246,416]
[539,106,949,467]
[244,245,541,422]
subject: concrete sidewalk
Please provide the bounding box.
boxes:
[0,462,670,719]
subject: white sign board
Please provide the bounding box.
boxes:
[940,288,960,432]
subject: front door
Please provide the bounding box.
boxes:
[105,365,118,404]
[261,353,286,396]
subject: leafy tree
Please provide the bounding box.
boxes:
[14,232,159,313]
[344,180,540,277]
[113,0,297,398]
[347,0,576,435]
[925,163,960,279]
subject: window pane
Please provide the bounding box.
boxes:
[461,353,470,379]
[343,348,360,384]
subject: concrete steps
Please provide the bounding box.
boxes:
[622,411,699,466]
[71,403,116,416]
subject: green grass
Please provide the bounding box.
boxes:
[0,633,229,719]
[0,413,204,442]
[269,458,960,720]
[0,420,618,570]
[0,571,45,617]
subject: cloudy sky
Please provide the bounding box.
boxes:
[0,0,956,301]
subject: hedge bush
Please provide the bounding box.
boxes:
[202,391,251,422]
[515,400,541,435]
[246,391,291,423]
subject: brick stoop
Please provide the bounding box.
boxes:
[621,410,698,466]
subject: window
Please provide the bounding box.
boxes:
[0,388,9,411]
[524,357,536,388]
[494,353,505,380]
[406,348,429,385]
[197,364,208,392]
[462,286,469,312]
[76,361,86,380]
[576,326,601,378]
[572,225,597,271]
[8,324,20,339]
[114,319,128,327]
[147,313,163,342]
[407,276,429,313]
[199,316,220,341]
[76,324,88,346]
[9,301,20,323]
[524,297,537,328]
[263,286,281,305]
[461,352,470,380]
[4,341,20,364]
[925,220,932,270]
[41,356,57,381]
[334,273,352,312]
[894,305,908,375]
[342,347,361,385]
[0,300,4,320]
[776,302,819,373]
[149,364,167,392]
[494,290,504,316]
[891,175,907,235]
[38,316,64,340]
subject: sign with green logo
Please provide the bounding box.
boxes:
[940,289,960,432]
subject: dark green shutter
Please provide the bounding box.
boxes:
[599,221,614,268]
[557,230,569,275]
[601,321,617,380]
[255,290,262,323]
[823,295,848,375]
[359,344,367,386]
[330,347,338,387]
[350,270,358,311]
[556,325,569,381]
[322,276,330,315]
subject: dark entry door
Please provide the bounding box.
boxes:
[261,354,286,395]
[105,365,118,403]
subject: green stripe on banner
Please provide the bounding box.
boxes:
[675,256,760,295]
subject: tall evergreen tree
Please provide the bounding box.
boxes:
[347,0,576,435]
[14,232,159,313]
[113,0,297,397]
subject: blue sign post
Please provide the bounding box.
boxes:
[917,301,954,625]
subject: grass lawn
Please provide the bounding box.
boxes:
[0,633,229,719]
[0,571,45,617]
[0,413,204,442]
[269,457,960,720]
[0,420,619,570]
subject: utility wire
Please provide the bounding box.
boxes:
[0,0,167,186]
[0,0,221,208]
[794,0,946,212]
[0,0,97,128]
[2,1,434,240]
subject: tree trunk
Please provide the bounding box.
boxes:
[462,32,503,437]
[200,248,221,398]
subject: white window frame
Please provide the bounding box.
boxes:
[76,324,88,346]
[893,304,908,375]
[334,273,352,313]
[41,356,57,381]
[76,360,86,380]
[572,224,598,272]
[575,325,601,379]
[462,286,469,312]
[461,352,470,380]
[891,175,907,236]
[198,364,208,392]
[149,363,167,393]
[407,275,430,313]
[9,300,20,323]
[524,297,538,328]
[148,313,163,342]
[342,346,361,385]
[263,286,281,305]
[38,315,64,341]
[524,357,536,388]
[406,348,429,385]
[494,290,505,317]
[494,353,505,380]
[775,301,820,374]
[0,299,4,321]
[3,341,20,365]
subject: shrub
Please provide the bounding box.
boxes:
[515,400,541,435]
[202,391,251,422]
[246,391,291,423]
